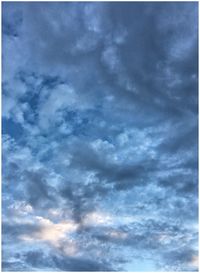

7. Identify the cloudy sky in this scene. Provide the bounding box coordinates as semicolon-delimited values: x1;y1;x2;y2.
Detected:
2;2;198;272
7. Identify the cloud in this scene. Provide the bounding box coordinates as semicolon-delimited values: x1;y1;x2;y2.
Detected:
19;216;78;250
2;2;198;272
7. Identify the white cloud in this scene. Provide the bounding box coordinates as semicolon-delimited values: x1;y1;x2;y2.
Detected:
38;84;76;131
20;216;78;250
102;45;121;73
38;83;91;131
83;211;113;226
108;230;127;239
83;3;105;34
188;255;199;269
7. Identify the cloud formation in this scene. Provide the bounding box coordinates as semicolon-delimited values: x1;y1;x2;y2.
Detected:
2;2;198;271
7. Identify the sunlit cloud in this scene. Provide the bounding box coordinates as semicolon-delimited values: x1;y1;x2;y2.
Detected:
20;216;78;249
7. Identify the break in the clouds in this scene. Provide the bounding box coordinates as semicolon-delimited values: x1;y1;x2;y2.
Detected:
2;2;198;272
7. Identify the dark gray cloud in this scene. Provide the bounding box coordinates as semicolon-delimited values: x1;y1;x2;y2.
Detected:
23;169;57;208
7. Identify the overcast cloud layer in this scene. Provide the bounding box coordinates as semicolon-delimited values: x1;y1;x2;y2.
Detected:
2;2;198;272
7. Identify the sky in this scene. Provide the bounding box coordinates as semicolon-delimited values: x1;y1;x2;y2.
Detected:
2;2;199;272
